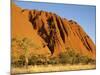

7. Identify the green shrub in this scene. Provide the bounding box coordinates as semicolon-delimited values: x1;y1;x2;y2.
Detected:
28;55;48;65
59;49;78;64
59;48;96;65
88;59;96;64
78;56;96;64
47;57;59;65
12;55;25;67
28;55;38;65
12;47;96;67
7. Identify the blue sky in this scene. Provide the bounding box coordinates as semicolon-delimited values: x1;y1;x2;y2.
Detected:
13;1;96;43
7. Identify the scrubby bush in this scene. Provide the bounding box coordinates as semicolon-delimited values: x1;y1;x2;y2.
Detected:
88;59;96;64
28;55;48;65
47;57;60;65
12;45;96;67
28;55;38;65
27;48;95;66
59;49;78;64
29;55;60;66
59;48;96;65
78;55;96;64
12;55;25;67
36;55;47;65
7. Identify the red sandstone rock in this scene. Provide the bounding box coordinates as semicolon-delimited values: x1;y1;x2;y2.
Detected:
12;4;96;59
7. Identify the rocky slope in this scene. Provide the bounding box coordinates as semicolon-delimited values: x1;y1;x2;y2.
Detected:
12;4;96;59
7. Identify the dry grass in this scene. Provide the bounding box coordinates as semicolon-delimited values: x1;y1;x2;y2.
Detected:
11;64;96;74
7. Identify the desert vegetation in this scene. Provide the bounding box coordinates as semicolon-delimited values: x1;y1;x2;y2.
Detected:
11;37;41;68
12;3;96;74
11;37;95;68
11;37;96;74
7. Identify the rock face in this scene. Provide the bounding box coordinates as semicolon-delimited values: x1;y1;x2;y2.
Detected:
12;4;96;59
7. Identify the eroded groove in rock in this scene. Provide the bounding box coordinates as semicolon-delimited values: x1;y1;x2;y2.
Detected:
12;3;96;58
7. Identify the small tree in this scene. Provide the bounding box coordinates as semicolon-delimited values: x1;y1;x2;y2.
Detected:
12;37;39;68
16;38;31;68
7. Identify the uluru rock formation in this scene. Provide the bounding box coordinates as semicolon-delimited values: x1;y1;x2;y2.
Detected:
12;3;96;59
